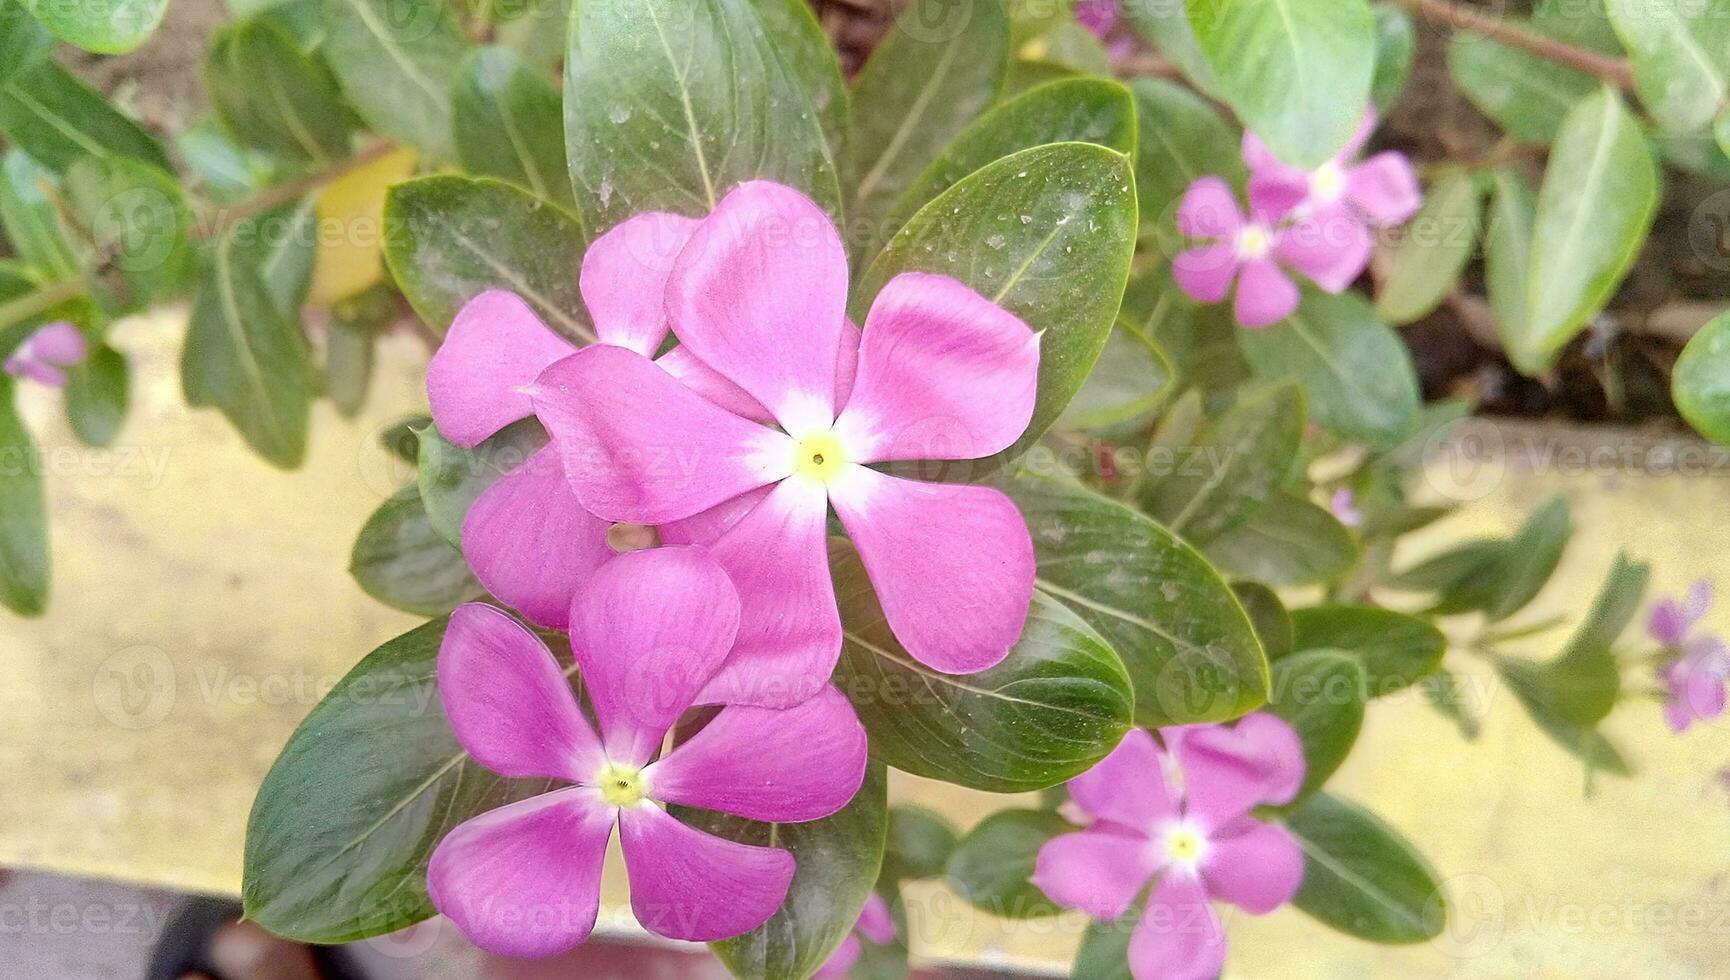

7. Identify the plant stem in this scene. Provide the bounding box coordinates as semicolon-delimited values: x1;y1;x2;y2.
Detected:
0;277;90;333
1398;0;1636;90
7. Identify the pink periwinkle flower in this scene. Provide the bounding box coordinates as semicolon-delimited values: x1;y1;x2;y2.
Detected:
427;547;868;958
1075;0;1118;36
1330;488;1363;528
1032;716;1307;980
1648;581;1730;733
3;321;86;388
814;892;897;978
1243;110;1423;237
530;181;1039;706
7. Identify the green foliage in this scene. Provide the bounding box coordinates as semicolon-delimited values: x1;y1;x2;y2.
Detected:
1285;792;1447;943
452;47;571;206
21;0;167;54
1289;605;1446;696
322;0;471;160
1673;311;1730;445
879;805;958;884
206;20;356;166
0;60;171;173
1268;651;1366;804
1141;382;1306;545
349;486;481;616
945;809;1068;919
1373;170;1485;326
415;418;545;548
0;376;47;616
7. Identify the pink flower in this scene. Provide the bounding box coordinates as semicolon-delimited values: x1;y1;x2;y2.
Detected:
3;321;86;388
1648;581;1730;732
1032;717;1307;980
1243;111;1422;233
531;181;1039;707
1075;0;1119;37
1330;488;1362;528
427;548;869;959
813;892;897;977
1650;580;1711;647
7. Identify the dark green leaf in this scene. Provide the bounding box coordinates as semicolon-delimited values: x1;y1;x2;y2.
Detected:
0;59;170;173
1290;605;1445;696
1421;669;1481;740
1071;890;1143;980
1673;310;1730;445
381;414;430;462
880;804;958;884
63;155;194;308
1483;496;1571;621
0;378;47;616
999;58;1077;100
1005;470;1269;727
64;343;128;447
22;0;166;53
1232;581;1292;661
1370;4;1415;111
1269;651;1365;803
1529;552;1647;727
348;486;482;616
205;20;355;165
1058;325;1173;431
322;0;471;160
945;809;1068;919
1448;25;1596;144
1205;491;1358;588
416;418;545;548
1128;77;1242;251
1141;382;1305;545
1373;170;1485;326
325;286;394;417
452;46;571;206
234;200;318;320
1286;792;1446;943
1495;657;1631;777
0;150;82;280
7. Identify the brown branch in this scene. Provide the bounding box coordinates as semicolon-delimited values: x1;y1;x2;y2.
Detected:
195;141;399;242
1400;0;1636;90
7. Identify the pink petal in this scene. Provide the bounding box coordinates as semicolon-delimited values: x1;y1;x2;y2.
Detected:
28;321;86;365
814;933;861;977
1273;205;1372;293
656;344;773;421
618;803;795;942
460;447;614;629
647;685;867;822
1345;152;1422;227
8;357;66;387
1200;818;1304;914
666;180;849;435
657;484;773;547
438;603;603;780
1650;599;1690;647
1246;172;1310;225
427;786;614;959
532;344;794;524
1339;108;1379;162
1681;580;1713;634
580;212;699;355
1031;828;1155;921
428;290;576;448
1232;259;1299;328
856;892;896;945
1130;873;1226;980
1068;728;1181;828
1175;176;1243;240
695;478;842;708
1169;714;1306;832
1171;244;1239;304
829;467;1034;674
831;273;1039;464
567;547;742;766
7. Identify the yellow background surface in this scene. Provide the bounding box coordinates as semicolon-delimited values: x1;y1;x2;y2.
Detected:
2;311;1728;976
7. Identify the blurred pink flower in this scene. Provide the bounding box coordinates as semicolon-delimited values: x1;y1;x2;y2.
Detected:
1648;581;1730;732
814;892;897;977
1075;0;1118;36
1330;488;1363;528
427;549;868;958
1033;716;1307;980
3;321;85;388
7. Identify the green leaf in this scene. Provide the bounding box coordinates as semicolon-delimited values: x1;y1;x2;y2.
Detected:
1676;311;1730;445
1495;657;1631;777
1447;25;1596;144
1373;170;1485;326
855;142;1138;466
1205;491;1358;588
1000;58;1078;100
691;766;887;980
563;0;843;232
1535;0;1623;55
494;0;568;72
179;118;272;203
1290;605;1445;696
324;285;394;417
243;616;551;942
416;418;546;548
1141;382;1306;545
1483;496;1571;621
1285;792;1446;943
452;47;571;206
1484;168;1536;342
944;809;1067;919
1005;470;1269;727
1232;581;1292;660
234;200;318;320
0;0;54;83
878;77;1137;259
1269;651;1365;803
1128;77;1242;250
322;0;471;160
848;0;1009;244
180;229;312;469
1514;88;1656;373
1123;0;1223;98
833;545;1134;792
63;155;194;308
1244;289;1420;449
1388;538;1508;614
0;150;83;280
383;175;591;340
1072;891;1143;980
1058;325;1173;432
0;379;47;616
880;805;958;884
1369;4;1416;112
22;0;166;53
64;343;129;447
1185;0;1376;168
349;486;482;616
1511;552;1647;728
1605;0;1730;134
1422;669;1481;740
0;59;171;173
206;20;355;165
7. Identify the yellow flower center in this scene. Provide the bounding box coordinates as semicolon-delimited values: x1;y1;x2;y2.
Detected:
596;762;647;807
792;432;848;483
1235;224;1272;260
1310;161;1346;202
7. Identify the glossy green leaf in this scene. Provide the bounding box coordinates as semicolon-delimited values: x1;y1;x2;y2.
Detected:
416;418;546;548
1484;496;1571;621
1447;25;1596;144
1373;170;1485;325
0;378;47;616
0;0;54;83
206;20;355;165
564;0;843;232
63;155;194;308
1204;491;1358;588
243;616;549;942
1269;651;1365;803
833;545;1133;792
849;0;1008;244
878;77;1137;258
1286;792;1446;943
1290;605;1445;696
1129;77;1241;249
1369;4;1415;112
1605;0;1729;134
945;809;1067;919
349;486;482;616
1515;88;1656;373
22;0;165;53
1058;326;1173;432
856;142;1137;466
453;46;571;206
1484;168;1536;342
322;0;471;160
1005;470;1269;726
0;59;171;173
383;175;591;340
1675;311;1730;444
1185;0;1376;168
1141;382;1305;545
1232;581;1292;661
692;766;887;980
1243;290;1420;450
64;343;129;447
1000;58;1078;100
880;805;958;884
0;150;82;280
